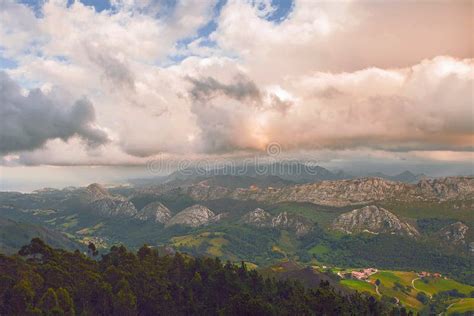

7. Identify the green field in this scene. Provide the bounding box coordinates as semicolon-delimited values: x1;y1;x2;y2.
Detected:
207;236;228;256
75;222;104;235
447;298;474;315
59;215;79;229
242;261;258;270
414;277;474;296
171;232;230;258
308;244;330;255
340;270;474;313
368;271;422;310
380;200;474;223
277;230;298;256
340;279;378;297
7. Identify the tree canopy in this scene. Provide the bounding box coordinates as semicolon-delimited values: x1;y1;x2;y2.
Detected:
0;238;404;315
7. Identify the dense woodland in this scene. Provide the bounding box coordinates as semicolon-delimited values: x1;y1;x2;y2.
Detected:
0;239;414;316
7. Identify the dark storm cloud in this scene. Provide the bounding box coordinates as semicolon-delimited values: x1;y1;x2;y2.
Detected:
188;75;261;102
0;71;109;154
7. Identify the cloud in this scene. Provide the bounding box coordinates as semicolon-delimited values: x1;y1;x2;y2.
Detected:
187;74;265;153
184;56;474;155
0;0;472;169
0;1;41;57
210;0;473;79
188;75;261;102
85;43;135;90
0;71;108;155
261;57;474;152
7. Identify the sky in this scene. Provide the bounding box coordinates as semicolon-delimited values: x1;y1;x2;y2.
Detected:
0;0;473;190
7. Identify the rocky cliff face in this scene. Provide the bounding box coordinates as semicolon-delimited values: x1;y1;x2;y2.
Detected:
90;196;138;218
438;222;469;245
182;177;474;207
271;212;313;237
332;205;419;237
242;208;313;237
83;183;139;218
242;208;273;227
166;205;220;228
85;183;111;201
136;201;172;224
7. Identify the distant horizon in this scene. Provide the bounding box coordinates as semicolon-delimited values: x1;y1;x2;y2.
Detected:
2;160;473;193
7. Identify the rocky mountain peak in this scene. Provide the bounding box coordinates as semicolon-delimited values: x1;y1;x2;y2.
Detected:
136;201;172;224
271;211;313;237
242;208;313;236
86;183;110;201
165;205;218;228
242;208;273;227
332;205;419;237
85;184;138;218
90;197;138;218
438;222;469;245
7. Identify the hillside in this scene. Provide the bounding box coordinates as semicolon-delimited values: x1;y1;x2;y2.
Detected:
0;239;394;316
338;269;474;314
256;263;474;314
0;216;78;254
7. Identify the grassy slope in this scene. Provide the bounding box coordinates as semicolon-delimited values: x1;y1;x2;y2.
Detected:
0;216;79;254
379;200;473;223
368;271;423;311
170;232;229;257
341;270;474;312
447;298;474;315
340;279;378;297
414;277;474;296
268;202;347;226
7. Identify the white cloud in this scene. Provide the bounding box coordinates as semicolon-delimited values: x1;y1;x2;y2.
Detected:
210;0;472;80
0;0;472;169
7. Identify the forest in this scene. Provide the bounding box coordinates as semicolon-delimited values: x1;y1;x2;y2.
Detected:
0;239;412;316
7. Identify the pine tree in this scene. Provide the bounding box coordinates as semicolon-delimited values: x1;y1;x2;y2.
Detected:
57;287;75;316
8;279;35;314
87;242;98;257
114;279;137;316
39;288;61;315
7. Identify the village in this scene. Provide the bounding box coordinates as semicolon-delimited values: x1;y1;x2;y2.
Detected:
335;268;378;280
336;268;444;281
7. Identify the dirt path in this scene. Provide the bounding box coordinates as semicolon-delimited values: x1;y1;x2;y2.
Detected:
411;277;420;290
411;277;433;299
444;299;464;315
372;283;399;304
374;283;381;297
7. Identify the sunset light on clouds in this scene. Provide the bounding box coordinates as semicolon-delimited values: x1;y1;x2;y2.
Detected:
0;0;473;188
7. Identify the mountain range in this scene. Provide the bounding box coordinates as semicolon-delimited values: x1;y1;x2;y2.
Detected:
129;163;427;187
0;172;473;287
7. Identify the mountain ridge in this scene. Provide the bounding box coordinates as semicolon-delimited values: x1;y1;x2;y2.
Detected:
180;176;474;207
